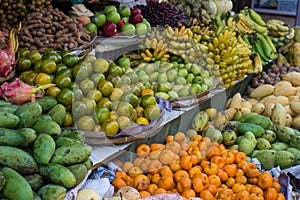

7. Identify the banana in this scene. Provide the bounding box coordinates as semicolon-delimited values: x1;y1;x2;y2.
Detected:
254;39;269;62
145;49;153;58
248;8;266;27
153;48;160;57
166;26;174;35
235;20;254;34
286;27;295;39
179;25;186;34
266;23;279;32
267;19;285;26
252;53;263;73
265;35;277;54
212;37;219;48
208;42;215;51
227;16;234;27
276;24;290;32
144;38;152;49
237;13;255;30
245;12;268;34
256;33;272;58
141;52;152;62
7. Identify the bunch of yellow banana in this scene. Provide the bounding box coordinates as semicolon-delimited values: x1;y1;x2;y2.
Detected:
140;47;170;62
207;28;254;88
240;8;269;36
230;13;255;35
266;19;292;38
248;52;263;74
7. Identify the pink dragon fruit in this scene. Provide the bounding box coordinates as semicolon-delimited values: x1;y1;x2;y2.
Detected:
0;29;18;77
0;78;55;105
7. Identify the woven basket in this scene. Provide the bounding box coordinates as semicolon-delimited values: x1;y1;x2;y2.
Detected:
0;69;16;84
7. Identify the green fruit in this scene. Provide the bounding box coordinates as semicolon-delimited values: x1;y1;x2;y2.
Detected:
222;130;237;146
92;13;106;27
85;22;98;33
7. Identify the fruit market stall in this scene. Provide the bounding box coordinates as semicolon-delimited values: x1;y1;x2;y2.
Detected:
1;0;300;199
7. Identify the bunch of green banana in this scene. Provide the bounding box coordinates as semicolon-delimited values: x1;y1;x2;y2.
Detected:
240;7;269;36
207;28;254;88
229;13;255;35
243;32;277;63
213;12;228;35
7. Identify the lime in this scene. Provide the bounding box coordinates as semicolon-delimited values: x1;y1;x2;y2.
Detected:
41;60;57;75
93;58;109;73
117;101;134;117
140;94;157;108
63;111;74;127
80;78;95;92
87;89;102;102
27;50;42;64
63;54;79;68
101;119;119;136
144;104;161;121
95;106;110;124
46;86;61;98
76;116;95;131
97;97;111;109
17;57;32;72
117;115;132;130
97;80;113;97
85;22;98;33
72;101;88;118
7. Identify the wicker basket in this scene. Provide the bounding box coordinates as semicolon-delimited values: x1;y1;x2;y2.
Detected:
0;69;16;84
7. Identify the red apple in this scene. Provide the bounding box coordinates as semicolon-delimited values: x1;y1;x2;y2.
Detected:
117;18;125;30
131;7;141;15
77;15;91;26
103;22;117;37
129;13;143;25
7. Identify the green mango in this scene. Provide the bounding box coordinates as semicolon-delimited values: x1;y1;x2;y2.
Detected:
249;149;259;158
261;130;277;143
227;144;239;151
40;163;76;189
277;126;295;143
0;112;20;128
32;120;61;139
221;121;240;132
55;137;81;148
24;174;44;192
238;131;257;155
286;147;300;165
14;102;42;128
192;111;209;132
36;96;58;112
204;127;223;143
51;143;92;166
82;158;93;171
254;150;276;170
60;130;84;141
1;167;33;200
67;164;88;185
271;141;289;151
289;136;300;150
275;150;295;169
47;104;66;126
236;136;244;144
0;128;27;147
37;184;66;200
0;104;19;114
294;129;300;136
0;172;5;191
0;146;38;175
256;138;271;150
17;128;37;148
237;123;265;138
222;130;237;146
33;134;56;165
33;191;41;200
36;114;52;122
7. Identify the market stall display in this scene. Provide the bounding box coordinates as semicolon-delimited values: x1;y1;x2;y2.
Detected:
1;0;300;199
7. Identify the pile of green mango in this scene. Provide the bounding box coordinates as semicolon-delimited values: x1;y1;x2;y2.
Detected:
219;113;300;170
0;97;93;200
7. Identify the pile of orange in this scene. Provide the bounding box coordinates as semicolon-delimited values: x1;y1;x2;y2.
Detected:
112;131;286;200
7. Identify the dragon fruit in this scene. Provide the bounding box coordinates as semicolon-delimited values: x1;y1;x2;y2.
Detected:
0;29;18;77
0;78;55;105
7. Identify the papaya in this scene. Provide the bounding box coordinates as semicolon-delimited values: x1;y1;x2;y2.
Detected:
33;134;55;165
286;147;300;165
51;143;92;165
256;138;271;150
47;104;66;126
0;146;38;174
67;164;88;185
254;150;276;170
277;126;295;143
0;128;26;147
14;102;42;128
1;167;33;200
237;123;265;138
0;112;20;128
237;113;273;130
275;150;295;169
271;141;289;151
17;128;37;148
37;184;66;200
40;163;76;188
36;96;58;112
55;137;81;148
238;131;257;155
32;120;61;139
24;174;44;191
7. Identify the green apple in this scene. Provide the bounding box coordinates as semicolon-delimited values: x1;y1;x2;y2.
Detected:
85;22;98;33
122;17;129;23
92;13;106;27
121;23;135;36
117;57;131;67
106;11;121;24
118;5;131;17
135;23;148;36
142;19;151;32
104;5;117;15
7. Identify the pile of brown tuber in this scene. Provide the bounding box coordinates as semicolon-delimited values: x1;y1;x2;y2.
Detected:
245;61;300;96
18;8;92;52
